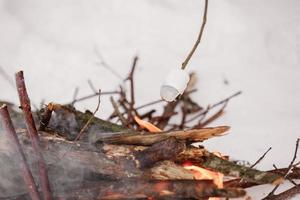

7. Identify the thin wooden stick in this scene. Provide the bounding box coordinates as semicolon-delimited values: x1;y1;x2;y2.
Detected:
263;184;300;200
15;71;52;200
110;96;127;126
70;90;118;105
181;0;208;70
186;91;242;123
74;90;101;141
126;56;139;123
94;47;124;80
251;147;272;168
0;104;41;200
263;138;300;199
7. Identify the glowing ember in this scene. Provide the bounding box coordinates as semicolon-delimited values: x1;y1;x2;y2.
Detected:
134;116;162;133
183;161;224;200
134;117;224;200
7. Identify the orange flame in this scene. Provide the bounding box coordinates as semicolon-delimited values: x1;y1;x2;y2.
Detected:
134;116;162;133
134;117;224;200
183;161;224;200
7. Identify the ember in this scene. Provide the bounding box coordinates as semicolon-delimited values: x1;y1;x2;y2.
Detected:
183;161;224;200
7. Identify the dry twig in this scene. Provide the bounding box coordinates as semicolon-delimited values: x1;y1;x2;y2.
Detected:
110;96;127;126
15;71;52;200
74;90;102;141
0;104;40;200
251;147;272;168
263;138;300;199
181;0;208;70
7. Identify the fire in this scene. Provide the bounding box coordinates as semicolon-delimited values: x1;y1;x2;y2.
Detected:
183;161;224;200
134;117;224;200
134;116;162;133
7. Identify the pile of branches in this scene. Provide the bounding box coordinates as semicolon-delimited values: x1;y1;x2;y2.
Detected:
0;0;299;199
0;69;299;200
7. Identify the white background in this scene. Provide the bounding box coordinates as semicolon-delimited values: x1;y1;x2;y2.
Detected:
0;0;299;199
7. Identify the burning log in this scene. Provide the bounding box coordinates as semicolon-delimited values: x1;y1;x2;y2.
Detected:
201;154;283;185
0;130;200;181
0;131;247;199
0;71;290;199
224;167;300;188
56;179;246;199
101;144;207;164
134;137;185;168
0;129;281;182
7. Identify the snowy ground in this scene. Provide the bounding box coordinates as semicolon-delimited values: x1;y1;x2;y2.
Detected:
0;0;299;199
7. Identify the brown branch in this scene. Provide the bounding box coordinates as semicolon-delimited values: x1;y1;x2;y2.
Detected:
134;137;186;168
251;147;272;168
70;90;118;105
224;167;300;189
94;47;124;80
186;91;242;124
87;79;97;93
57;179;246;199
0;104;41;200
126;56;139;123
263;184;300;200
193;102;227;129
92;126;229;145
15;71;52;200
71;87;79;104
263;138;300;199
135;99;164;110
181;0;208;70
156;101;178;129
110;96;128;126
202;154;283;185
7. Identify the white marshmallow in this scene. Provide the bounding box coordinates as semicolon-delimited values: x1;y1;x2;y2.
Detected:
160;69;190;102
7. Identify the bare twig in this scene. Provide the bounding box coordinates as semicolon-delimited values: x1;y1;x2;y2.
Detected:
181;0;208;70
263;138;300;199
87;79;97;93
71;87;79;104
264;184;300;200
110;96;127;126
135;99;164;110
94;47;123;80
15;71;52;200
186;91;242;123
126;56;139;121
251;147;272;168
70;90;118;105
193;101;227;128
0;104;41;200
74;90;101;141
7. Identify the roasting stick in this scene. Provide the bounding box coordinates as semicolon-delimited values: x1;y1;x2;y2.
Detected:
15;71;53;200
0;105;41;200
160;0;208;102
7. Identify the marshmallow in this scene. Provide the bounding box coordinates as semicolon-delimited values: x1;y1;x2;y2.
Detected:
160;69;190;102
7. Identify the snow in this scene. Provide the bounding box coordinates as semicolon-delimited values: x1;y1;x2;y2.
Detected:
0;0;299;198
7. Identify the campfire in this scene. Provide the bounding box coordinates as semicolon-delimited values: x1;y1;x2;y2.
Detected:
1;68;299;200
0;1;299;200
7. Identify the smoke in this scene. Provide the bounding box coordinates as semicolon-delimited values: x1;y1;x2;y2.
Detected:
0;105;92;199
